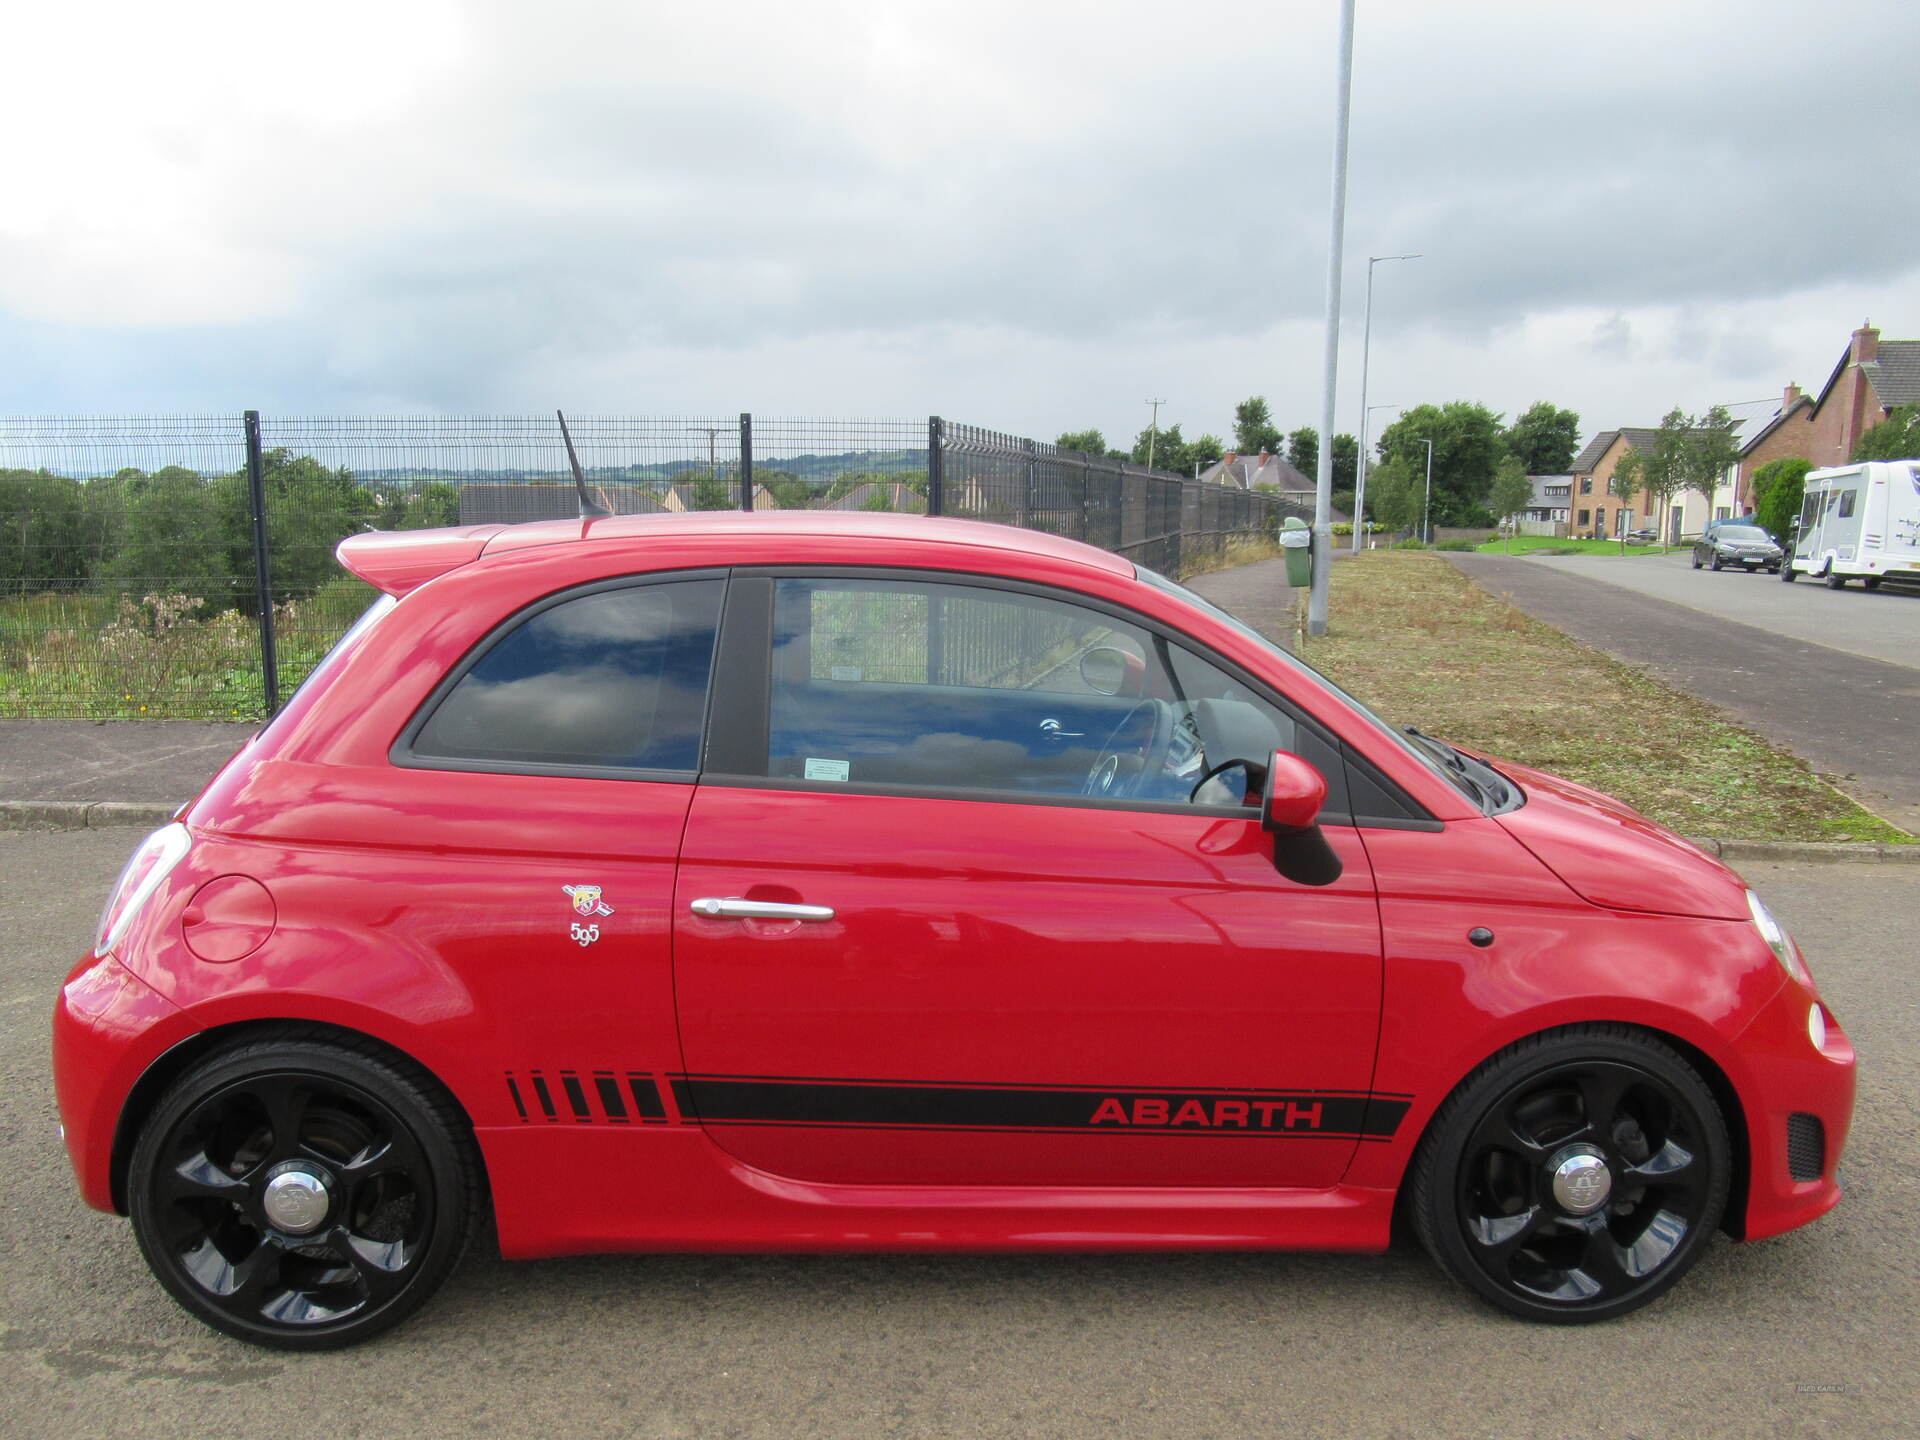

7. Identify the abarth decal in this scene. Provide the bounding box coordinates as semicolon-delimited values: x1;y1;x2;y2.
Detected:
669;1075;1411;1140
562;884;615;918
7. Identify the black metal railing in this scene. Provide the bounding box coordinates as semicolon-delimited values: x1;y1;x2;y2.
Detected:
0;413;1302;720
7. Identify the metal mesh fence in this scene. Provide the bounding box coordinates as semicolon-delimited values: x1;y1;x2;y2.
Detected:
0;413;1302;720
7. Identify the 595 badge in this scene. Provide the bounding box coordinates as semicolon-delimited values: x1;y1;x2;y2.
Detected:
562;884;615;946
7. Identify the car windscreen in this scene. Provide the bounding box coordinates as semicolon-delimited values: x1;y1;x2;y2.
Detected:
1714;526;1770;543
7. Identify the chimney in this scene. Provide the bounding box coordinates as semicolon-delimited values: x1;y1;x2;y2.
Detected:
1853;323;1880;364
1782;381;1802;410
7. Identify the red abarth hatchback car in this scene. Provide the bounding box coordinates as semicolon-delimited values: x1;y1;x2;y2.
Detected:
55;511;1853;1348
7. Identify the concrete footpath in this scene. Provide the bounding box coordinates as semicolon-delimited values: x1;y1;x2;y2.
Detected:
1445;552;1920;836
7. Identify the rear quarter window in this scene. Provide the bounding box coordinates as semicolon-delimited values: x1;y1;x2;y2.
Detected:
407;578;724;773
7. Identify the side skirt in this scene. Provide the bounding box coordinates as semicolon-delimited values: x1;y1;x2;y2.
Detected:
477;1125;1397;1259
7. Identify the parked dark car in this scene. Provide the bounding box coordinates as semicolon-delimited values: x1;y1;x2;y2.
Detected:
1692;524;1783;573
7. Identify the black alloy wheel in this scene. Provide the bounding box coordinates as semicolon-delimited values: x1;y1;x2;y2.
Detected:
1709;555;1722;570
1410;1026;1729;1324
1691;554;1702;569
129;1038;476;1349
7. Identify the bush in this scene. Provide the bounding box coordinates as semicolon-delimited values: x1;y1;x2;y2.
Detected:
1435;539;1476;551
1392;538;1430;550
1331;523;1353;536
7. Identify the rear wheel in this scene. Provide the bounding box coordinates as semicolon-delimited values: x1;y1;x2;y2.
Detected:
1409;1026;1729;1324
1690;554;1702;569
1780;563;1796;582
128;1038;477;1350
1863;577;1883;591
1825;571;1847;590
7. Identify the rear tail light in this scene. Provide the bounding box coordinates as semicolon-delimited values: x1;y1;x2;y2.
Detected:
96;823;191;956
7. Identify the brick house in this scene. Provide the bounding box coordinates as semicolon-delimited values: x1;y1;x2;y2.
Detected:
1733;324;1920;504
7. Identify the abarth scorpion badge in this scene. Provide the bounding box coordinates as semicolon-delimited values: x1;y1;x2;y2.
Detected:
563;884;615;946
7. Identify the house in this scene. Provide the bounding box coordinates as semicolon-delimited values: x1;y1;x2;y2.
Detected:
1565;421;1746;543
821;481;927;513
1521;474;1572;532
1197;450;1314;492
455;481;666;526
1733;324;1920;503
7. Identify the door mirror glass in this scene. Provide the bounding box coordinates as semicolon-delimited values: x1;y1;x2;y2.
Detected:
1079;645;1143;697
1261;750;1327;832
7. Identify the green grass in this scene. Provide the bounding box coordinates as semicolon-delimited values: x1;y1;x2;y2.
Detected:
1475;535;1668;557
1300;552;1913;845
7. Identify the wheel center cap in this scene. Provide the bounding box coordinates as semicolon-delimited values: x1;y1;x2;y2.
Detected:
1548;1147;1612;1215
261;1164;332;1235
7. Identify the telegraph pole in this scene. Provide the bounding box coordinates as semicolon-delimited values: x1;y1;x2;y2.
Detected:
1144;397;1167;472
1353;253;1420;547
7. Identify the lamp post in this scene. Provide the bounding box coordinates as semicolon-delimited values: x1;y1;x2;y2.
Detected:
1306;0;1357;638
1352;253;1420;552
1358;402;1400;548
1421;437;1434;544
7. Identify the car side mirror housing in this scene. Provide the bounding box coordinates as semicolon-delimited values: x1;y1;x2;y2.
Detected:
1259;750;1342;887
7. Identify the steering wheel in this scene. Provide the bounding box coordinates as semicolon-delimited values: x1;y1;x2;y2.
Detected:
1082;700;1176;799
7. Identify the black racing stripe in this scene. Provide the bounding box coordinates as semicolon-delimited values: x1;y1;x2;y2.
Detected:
505;1076;529;1122
594;1074;629;1121
698;1119;1374;1139
670;1076;697;1118
629;1073;668;1122
676;1077;1399;1137
561;1074;592;1121
531;1075;558;1121
678;1071;1381;1098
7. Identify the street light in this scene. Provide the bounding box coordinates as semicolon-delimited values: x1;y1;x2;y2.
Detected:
1358;402;1401;548
1420;437;1434;544
1352;253;1421;548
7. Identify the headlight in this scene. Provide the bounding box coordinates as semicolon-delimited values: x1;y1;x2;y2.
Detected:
1746;889;1808;984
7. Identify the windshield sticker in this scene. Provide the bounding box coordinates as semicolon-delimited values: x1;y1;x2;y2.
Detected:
804;757;852;782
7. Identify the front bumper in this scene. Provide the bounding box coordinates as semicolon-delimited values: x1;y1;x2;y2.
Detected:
52;951;195;1214
1729;979;1855;1242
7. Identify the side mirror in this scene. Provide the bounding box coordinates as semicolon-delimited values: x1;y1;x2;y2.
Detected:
1080;645;1146;697
1259;750;1342;887
1261;751;1326;832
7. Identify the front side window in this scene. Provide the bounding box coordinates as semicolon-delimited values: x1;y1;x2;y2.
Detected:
410;578;723;772
767;577;1310;806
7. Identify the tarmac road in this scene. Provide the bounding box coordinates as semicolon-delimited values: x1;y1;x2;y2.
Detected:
1512;548;1920;671
1447;551;1920;835
3;827;1914;1440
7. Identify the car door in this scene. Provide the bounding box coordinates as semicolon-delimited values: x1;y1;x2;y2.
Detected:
672;571;1389;1190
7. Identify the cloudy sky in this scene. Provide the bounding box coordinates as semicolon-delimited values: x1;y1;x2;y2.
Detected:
5;0;1917;455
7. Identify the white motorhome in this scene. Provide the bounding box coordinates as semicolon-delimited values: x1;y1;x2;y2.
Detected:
1782;460;1920;589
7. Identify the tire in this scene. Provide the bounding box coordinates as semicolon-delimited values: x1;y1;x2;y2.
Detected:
1690;555;1701;569
1825;571;1847;590
1780;564;1796;583
128;1036;477;1350
1709;556;1722;571
1863;577;1883;591
1408;1025;1729;1325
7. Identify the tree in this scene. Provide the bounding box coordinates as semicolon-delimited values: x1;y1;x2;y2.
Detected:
1375;401;1505;527
1232;397;1282;455
1330;433;1358;492
1753;456;1813;544
1633;408;1691;543
1056;429;1107;455
1189;433;1226;472
688;471;734;510
1503;401;1582;474
1487;456;1534;554
1610;449;1646;551
1131;422;1189;475
1286;427;1318;477
1681;404;1741;521
1364;454;1422;535
0;469;87;586
1853;403;1920;461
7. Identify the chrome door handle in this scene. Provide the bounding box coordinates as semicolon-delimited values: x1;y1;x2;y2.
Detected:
689;897;836;922
1039;718;1084;738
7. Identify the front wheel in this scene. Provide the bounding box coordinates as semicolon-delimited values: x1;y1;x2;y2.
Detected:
1408;1026;1729;1324
1780;564;1797;583
1709;555;1722;571
128;1037;477;1349
1863;577;1883;591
